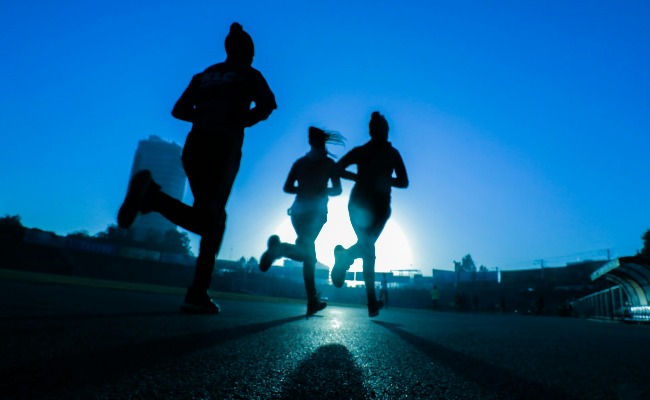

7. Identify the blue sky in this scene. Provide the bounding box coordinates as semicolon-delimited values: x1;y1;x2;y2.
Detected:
1;1;649;273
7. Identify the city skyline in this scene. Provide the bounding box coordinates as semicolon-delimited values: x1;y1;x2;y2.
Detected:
1;1;649;273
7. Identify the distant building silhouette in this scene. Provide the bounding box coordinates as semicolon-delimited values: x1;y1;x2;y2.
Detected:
127;135;186;240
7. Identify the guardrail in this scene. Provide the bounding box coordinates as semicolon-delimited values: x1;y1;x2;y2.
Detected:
570;286;626;320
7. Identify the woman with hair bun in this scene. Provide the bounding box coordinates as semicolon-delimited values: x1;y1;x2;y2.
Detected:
260;127;345;315
331;111;409;317
117;23;277;314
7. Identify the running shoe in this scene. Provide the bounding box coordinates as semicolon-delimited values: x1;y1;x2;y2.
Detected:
306;300;327;316
259;235;282;272
330;245;351;288
117;169;159;229
368;299;384;318
180;287;220;314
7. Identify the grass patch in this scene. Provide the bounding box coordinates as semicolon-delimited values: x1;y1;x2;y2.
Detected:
0;268;304;304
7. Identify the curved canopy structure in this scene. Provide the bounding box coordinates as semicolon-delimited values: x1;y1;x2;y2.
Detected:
591;256;650;320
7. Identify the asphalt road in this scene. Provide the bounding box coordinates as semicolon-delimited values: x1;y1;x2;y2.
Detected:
1;278;649;400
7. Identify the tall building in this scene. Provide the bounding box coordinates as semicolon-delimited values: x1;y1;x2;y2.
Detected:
127;135;186;240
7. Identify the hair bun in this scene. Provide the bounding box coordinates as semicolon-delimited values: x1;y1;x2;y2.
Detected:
225;22;254;61
369;111;389;139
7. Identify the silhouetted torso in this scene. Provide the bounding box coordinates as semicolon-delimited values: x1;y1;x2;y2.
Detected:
285;150;337;215
341;140;406;208
172;59;276;144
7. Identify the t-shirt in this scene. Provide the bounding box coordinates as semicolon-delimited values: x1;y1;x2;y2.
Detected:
285;150;338;215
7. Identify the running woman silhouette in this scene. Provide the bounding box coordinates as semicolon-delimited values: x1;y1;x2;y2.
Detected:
259;127;344;315
330;111;409;317
117;23;277;314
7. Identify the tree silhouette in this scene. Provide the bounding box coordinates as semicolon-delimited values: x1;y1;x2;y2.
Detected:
67;230;91;238
92;224;191;255
93;224;132;246
460;254;477;272
641;229;650;259
245;257;259;272
161;229;192;256
0;214;25;242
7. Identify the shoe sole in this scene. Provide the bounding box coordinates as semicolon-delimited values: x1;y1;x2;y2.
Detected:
331;265;346;288
259;252;273;272
306;303;327;316
368;301;384;318
117;170;153;229
259;236;282;272
331;246;349;288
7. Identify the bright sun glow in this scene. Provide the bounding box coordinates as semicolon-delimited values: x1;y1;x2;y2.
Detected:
274;195;413;273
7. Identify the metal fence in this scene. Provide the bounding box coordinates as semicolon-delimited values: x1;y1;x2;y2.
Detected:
570;286;627;320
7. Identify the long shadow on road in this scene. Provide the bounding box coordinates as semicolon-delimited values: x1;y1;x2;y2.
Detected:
280;344;368;400
2;315;305;398
373;321;576;400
